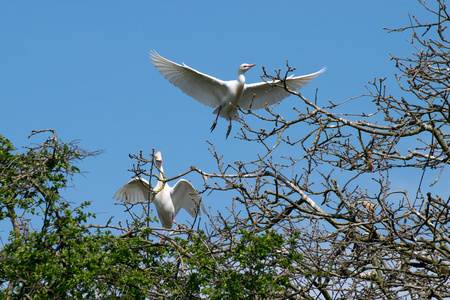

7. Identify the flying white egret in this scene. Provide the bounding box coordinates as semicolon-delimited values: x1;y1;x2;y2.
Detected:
150;50;325;138
113;151;206;236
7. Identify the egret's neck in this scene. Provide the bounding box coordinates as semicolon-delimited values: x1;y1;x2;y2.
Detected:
157;165;164;180
155;162;165;188
238;72;246;85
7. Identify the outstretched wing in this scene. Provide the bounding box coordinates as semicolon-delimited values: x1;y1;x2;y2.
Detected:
170;179;206;218
113;178;153;204
150;50;228;108
239;67;326;110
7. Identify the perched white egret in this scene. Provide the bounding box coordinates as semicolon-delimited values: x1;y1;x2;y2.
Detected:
150;50;325;138
114;152;206;235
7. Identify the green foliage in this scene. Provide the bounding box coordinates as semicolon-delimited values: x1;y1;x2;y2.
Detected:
0;131;308;298
0;131;165;298
177;229;303;299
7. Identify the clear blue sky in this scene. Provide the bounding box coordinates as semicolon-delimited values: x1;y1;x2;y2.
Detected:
0;1;436;232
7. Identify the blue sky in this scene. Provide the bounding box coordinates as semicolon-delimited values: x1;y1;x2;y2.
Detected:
0;1;438;233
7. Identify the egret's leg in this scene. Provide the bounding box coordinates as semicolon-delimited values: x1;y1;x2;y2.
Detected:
159;229;166;243
160;217;179;243
211;106;222;132
226;119;232;139
210;121;217;132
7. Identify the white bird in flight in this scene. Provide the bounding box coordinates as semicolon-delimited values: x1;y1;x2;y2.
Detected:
150;50;325;138
113;151;206;236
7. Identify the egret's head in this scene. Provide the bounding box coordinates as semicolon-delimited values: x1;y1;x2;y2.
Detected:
154;151;162;163
238;63;256;74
